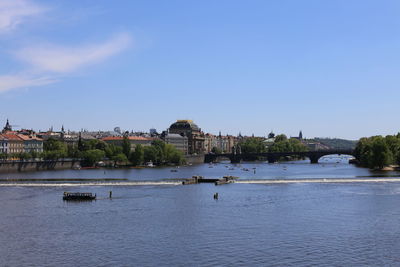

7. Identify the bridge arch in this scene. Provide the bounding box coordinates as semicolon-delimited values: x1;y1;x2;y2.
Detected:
205;149;356;164
310;153;355;164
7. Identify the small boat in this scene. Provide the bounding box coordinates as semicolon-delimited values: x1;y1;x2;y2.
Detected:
170;169;178;172
63;192;96;201
146;161;154;167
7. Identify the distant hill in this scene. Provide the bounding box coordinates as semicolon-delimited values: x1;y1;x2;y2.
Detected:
308;138;357;150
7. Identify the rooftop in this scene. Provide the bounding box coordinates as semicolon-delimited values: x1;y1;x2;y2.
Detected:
102;136;155;141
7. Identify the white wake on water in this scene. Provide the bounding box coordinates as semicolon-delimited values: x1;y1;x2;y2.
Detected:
0;181;182;187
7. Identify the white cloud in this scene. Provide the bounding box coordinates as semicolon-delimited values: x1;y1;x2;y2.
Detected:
15;32;132;73
0;0;45;33
0;74;56;93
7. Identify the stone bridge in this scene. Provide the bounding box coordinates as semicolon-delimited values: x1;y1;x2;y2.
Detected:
204;149;356;164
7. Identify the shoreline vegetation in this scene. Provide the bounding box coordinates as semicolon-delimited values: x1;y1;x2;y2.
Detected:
354;133;400;170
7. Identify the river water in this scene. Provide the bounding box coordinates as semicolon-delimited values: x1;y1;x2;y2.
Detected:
1;155;400;266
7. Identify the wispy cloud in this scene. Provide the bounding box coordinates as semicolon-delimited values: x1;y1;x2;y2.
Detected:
0;0;45;33
15;32;132;73
0;74;56;93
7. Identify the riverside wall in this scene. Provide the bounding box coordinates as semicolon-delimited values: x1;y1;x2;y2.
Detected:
0;160;81;173
184;154;205;165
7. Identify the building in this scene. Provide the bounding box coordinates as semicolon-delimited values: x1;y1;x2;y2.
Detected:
0;134;8;154
1;133;24;154
163;133;188;155
2;119;12;133
149;128;158;136
204;133;217;153
215;132;237;153
17;134;44;154
101;136;156;151
168;120;205;154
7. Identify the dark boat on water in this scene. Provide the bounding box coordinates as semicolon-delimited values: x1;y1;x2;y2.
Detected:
63;192;96;201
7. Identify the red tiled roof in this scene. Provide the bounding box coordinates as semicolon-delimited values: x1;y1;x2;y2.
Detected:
16;134;43;141
101;136;155;141
2;133;23;141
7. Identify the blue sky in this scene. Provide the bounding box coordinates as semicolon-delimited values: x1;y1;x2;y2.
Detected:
1;0;400;140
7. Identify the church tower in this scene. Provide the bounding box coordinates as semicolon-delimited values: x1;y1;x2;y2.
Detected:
3;119;12;132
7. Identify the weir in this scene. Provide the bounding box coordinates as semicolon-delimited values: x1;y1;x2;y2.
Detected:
2;177;400;187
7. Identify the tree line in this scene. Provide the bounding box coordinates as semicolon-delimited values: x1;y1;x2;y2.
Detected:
236;135;308;160
354;134;400;169
238;135;308;153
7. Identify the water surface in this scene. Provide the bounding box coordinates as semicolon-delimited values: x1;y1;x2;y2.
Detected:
1;156;400;266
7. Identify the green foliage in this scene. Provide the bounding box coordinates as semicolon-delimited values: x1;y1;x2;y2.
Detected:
79;139;107;151
354;134;400;169
105;144;123;159
268;136;308;153
369;137;392;169
129;144;144;166
42;150;68;160
122;136;131;158
143;146;159;163
82;149;105;166
67;145;81;158
140;140;185;166
17;152;31;160
44;138;67;152
274;134;288;143
211;147;222;154
239;137;267;154
43;138;68;159
112;153;128;165
29;150;39;159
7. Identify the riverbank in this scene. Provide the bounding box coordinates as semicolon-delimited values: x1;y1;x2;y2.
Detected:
381;165;400;171
0;159;81;173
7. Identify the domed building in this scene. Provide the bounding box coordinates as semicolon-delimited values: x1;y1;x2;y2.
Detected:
168;120;205;154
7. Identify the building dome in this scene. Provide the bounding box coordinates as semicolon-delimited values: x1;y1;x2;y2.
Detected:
169;120;200;132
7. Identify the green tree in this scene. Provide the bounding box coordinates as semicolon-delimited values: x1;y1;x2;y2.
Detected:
151;140;166;164
275;134;288;142
29;150;38;159
112;153;128;165
369;136;392;169
239;137;266;154
44;138;67;152
355;136;396;169
211;147;222;154
143;146;158;163
129;144;144;166
82;149;105;166
17;152;30;160
169;150;185;165
122;135;131;158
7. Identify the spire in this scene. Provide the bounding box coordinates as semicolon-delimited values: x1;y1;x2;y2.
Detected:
299;130;303;139
61;125;65;132
3;119;12;132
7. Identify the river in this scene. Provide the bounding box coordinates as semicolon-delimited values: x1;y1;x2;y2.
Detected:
1;155;400;266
